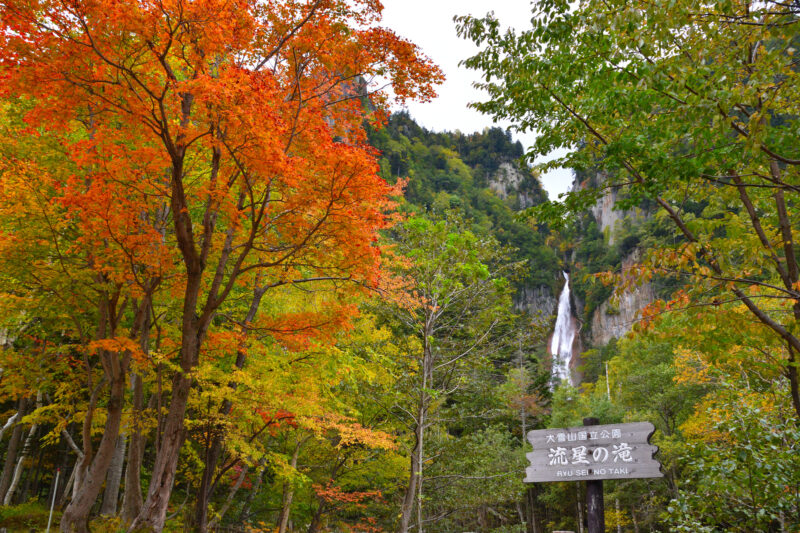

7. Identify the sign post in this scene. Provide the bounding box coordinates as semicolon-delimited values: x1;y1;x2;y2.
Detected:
583;418;603;533
524;420;662;533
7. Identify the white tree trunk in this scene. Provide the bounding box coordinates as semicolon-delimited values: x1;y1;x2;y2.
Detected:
3;392;41;505
100;434;127;515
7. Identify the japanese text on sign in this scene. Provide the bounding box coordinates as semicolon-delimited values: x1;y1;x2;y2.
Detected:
524;422;663;483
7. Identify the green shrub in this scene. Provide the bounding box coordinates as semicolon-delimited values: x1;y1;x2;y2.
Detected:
0;501;56;532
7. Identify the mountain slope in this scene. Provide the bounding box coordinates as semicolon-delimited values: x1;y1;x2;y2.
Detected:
369;112;561;308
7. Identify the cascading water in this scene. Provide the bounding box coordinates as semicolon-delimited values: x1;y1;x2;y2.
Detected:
550;272;576;386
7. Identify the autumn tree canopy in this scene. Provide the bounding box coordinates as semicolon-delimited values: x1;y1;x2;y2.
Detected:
0;0;441;531
10;1;800;532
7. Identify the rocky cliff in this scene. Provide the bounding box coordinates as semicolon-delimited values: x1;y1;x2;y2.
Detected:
575;171;646;246
487;163;561;323
572;171;654;347
489;161;541;210
515;284;558;327
590;250;655;345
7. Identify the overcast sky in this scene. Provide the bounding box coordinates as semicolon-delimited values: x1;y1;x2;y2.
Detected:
379;0;573;200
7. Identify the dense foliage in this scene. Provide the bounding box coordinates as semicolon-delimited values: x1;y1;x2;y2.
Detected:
460;0;800;530
2;0;799;532
368;112;560;290
0;3;554;528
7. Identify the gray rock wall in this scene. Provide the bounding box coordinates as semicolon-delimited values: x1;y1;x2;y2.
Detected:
575;171;645;245
590;182;625;245
489;161;539;209
590;250;654;345
514;285;558;328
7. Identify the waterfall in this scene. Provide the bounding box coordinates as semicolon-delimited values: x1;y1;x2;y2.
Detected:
550;272;576;386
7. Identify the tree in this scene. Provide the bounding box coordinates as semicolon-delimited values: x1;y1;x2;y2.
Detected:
377;214;518;533
0;1;441;530
457;0;800;418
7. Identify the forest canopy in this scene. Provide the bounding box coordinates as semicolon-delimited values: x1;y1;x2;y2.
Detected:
1;0;799;532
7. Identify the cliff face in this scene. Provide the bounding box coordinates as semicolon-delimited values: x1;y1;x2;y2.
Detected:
576;171;645;246
515;285;558;327
590;250;654;345
573;171;654;347
487;162;561;323
481;156;558;322
590;181;625;245
489;161;540;210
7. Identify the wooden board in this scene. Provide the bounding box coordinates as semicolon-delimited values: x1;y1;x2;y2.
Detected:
523;422;663;483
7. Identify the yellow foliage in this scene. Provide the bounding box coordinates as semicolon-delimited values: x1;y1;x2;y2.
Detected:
681;388;781;444
605;506;631;531
673;348;713;386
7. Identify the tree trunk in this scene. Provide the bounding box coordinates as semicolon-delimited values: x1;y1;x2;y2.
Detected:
399;397;425;533
100;434;127;516
786;345;800;420
277;440;305;533
207;465;249;530
123;302;151;524
524;486;541;533
238;466;267;525
21;444;44;502
0;397;27;502
128;370;193;531
58;456;81;508
576;482;585;533
306;498;327;533
60;373;126;533
4;392;41;505
193;432;224;533
130;260;207;531
400;330;432;533
54;444;73;508
3;424;37;505
277;481;294;533
194;286;265;532
0;412;19;443
122;373;146;523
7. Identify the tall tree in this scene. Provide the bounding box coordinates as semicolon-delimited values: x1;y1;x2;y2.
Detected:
0;1;441;531
379;214;517;533
458;0;800;417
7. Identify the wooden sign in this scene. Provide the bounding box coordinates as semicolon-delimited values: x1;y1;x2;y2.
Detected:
524;422;663;483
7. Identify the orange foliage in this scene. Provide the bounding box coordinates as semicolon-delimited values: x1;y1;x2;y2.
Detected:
0;0;442;523
0;0;442;313
310;484;386;532
313;482;384;508
303;412;397;450
255;409;297;429
0;0;443;373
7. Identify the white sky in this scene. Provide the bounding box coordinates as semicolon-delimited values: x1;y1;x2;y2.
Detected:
379;0;573;200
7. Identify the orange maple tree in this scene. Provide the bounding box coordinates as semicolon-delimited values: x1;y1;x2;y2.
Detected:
0;1;441;531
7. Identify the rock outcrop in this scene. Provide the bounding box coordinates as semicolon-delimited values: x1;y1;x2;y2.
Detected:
590;180;625;245
489;159;558;326
489;161;541;209
515;284;558;328
575;171;645;245
590;249;654;345
570;168;655;346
